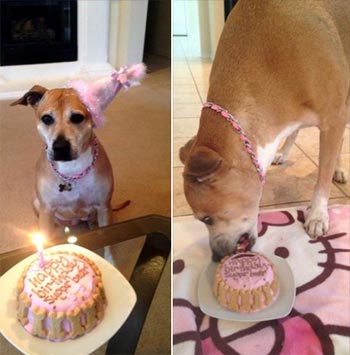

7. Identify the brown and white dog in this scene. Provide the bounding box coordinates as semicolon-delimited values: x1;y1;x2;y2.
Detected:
180;1;349;261
11;85;114;238
10;65;145;245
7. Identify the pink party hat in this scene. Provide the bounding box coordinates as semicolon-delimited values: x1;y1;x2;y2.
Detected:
68;63;146;127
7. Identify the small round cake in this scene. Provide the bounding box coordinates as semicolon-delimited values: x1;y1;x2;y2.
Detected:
213;252;279;312
16;251;107;341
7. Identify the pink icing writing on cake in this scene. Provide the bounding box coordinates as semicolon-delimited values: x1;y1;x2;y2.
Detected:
220;253;274;289
24;254;96;312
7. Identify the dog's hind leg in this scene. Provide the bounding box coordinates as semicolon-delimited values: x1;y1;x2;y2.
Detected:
272;130;299;165
333;136;348;183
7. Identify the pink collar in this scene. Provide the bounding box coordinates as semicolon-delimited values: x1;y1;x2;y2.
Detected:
203;102;266;185
48;136;99;189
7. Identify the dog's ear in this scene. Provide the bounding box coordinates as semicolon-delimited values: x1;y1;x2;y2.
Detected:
179;136;196;164
184;146;228;183
10;85;48;108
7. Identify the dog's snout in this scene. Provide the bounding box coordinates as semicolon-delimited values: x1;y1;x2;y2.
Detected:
212;251;222;262
211;238;231;262
52;136;72;161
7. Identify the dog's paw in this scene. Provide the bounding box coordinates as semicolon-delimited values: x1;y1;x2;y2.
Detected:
304;207;329;239
272;153;286;165
333;168;348;184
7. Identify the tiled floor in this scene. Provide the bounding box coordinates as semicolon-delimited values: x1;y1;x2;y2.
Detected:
173;37;350;218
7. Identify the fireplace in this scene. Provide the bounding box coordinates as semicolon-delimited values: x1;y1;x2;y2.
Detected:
0;0;77;66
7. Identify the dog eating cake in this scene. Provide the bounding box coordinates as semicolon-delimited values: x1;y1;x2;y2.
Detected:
213;252;279;312
16;251;107;341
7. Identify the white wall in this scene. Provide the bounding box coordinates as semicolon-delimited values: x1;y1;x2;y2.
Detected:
173;0;187;36
109;0;148;68
174;0;224;60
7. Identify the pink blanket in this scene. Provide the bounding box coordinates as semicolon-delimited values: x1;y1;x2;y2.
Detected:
173;206;350;354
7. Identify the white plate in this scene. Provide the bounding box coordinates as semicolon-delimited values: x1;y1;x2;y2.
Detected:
0;244;136;355
198;254;295;322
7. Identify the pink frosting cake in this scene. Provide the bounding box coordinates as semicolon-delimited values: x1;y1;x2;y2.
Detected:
16;251;107;341
213;252;279;312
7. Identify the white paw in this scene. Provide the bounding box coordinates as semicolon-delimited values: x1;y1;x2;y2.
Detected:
333;168;348;184
304;207;329;239
272;153;286;165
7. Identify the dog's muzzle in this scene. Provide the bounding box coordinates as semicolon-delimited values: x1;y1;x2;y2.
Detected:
52;136;72;161
211;233;255;262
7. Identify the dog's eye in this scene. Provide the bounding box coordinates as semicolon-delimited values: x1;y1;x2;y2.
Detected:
70;113;85;124
41;115;54;126
201;216;214;225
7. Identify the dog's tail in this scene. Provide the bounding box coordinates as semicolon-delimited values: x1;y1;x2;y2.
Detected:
112;200;131;212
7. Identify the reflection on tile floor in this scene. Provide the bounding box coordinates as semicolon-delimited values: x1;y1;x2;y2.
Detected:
173;37;350;218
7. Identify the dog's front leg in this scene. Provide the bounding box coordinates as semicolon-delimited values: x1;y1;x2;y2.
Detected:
305;121;347;238
97;204;113;227
96;204;115;264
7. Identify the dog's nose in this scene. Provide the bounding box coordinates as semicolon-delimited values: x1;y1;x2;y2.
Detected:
52;136;72;161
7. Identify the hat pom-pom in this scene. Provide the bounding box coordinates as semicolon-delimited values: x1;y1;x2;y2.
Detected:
126;63;146;83
68;63;146;128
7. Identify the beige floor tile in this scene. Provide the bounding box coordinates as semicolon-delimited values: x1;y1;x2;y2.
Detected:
191;76;210;86
196;84;209;102
173;71;192;79
173;137;193;167
191;72;211;82
188;60;212;69
173;92;202;105
328;196;350;205
261;157;345;206
173;167;192;217
173;85;198;95
274;142;307;161
296;126;350;158
173;102;202;118
260;196;350;211
173;77;195;85
173;118;200;138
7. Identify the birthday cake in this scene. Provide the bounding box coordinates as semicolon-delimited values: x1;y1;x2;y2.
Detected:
213;252;279;312
16;251;107;341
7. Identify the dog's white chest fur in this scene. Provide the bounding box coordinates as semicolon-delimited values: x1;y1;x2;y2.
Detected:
40;148;103;221
257;124;300;171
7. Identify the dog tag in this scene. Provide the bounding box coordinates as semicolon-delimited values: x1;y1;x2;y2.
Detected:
59;183;72;192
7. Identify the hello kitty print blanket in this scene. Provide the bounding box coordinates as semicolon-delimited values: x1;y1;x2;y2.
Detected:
173;205;350;354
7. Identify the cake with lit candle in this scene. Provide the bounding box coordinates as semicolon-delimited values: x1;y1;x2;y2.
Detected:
213;252;279;313
16;251;107;341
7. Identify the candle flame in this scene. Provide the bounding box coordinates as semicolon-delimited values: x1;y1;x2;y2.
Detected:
32;232;45;248
67;236;78;244
64;227;70;234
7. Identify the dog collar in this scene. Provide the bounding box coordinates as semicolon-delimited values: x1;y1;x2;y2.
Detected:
203;102;266;185
48;136;99;191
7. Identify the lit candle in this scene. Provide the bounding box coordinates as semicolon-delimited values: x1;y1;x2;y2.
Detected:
32;232;45;268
